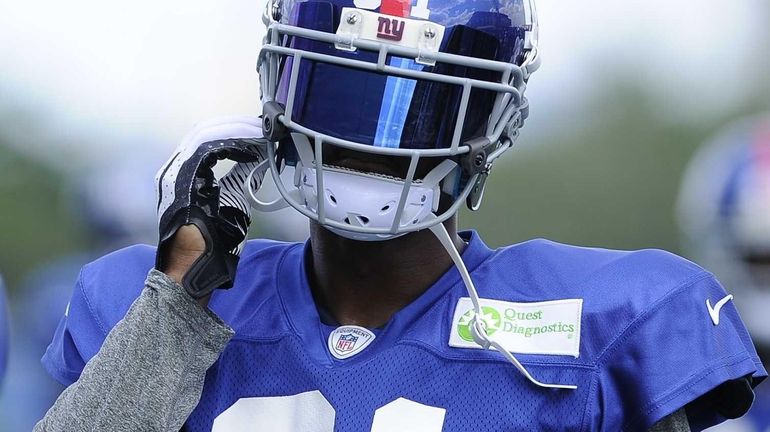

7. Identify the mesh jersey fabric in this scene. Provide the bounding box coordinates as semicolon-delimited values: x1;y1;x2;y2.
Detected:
42;231;767;431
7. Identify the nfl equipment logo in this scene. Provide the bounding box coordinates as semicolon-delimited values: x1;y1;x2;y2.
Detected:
336;334;359;352
328;325;376;359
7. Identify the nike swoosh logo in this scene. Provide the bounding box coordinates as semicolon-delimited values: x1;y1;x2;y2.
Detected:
706;294;733;326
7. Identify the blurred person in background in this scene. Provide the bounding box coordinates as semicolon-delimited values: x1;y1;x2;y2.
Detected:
0;274;9;386
69;155;159;249
1;259;78;430
0;155;158;431
678;113;770;431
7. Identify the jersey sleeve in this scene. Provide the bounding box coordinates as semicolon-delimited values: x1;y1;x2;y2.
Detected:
35;270;233;432
596;273;767;432
39;239;278;387
41;245;155;386
41;268;107;386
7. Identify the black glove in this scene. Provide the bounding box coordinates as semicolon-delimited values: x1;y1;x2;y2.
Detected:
155;116;266;298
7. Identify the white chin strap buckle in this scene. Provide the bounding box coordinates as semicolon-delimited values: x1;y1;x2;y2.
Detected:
298;166;439;241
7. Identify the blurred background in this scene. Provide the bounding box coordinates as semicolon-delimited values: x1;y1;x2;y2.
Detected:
0;0;768;430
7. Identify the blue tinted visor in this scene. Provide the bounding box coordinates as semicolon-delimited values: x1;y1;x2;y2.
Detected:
272;1;507;151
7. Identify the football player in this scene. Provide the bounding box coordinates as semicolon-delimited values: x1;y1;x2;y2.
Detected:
37;0;765;430
677;114;770;431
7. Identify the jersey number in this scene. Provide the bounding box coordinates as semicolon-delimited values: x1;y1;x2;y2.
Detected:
211;391;446;431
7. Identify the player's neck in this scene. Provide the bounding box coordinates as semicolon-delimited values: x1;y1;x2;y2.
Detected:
307;219;466;329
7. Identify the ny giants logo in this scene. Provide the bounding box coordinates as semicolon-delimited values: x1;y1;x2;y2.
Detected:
377;17;405;41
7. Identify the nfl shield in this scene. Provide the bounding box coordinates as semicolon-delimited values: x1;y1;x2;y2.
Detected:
336;334;359;352
328;325;376;359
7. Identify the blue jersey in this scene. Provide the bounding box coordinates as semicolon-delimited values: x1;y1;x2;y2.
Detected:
43;231;767;431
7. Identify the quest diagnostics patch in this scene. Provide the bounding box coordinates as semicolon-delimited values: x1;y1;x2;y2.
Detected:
449;297;583;357
328;325;376;360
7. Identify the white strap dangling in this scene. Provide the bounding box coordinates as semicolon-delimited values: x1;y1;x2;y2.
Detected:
428;222;577;390
246;159;293;212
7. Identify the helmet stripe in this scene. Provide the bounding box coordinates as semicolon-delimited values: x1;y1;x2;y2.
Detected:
374;58;423;148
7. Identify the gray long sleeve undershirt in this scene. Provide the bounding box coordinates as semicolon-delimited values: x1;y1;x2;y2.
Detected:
34;269;690;432
34;269;234;432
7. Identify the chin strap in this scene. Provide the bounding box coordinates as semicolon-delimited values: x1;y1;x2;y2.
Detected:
246;158;294;212
428;223;577;390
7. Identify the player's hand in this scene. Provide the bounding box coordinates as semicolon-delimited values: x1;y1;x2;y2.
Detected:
161;225;205;284
155;116;266;299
